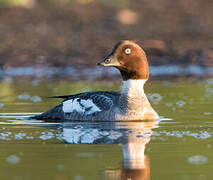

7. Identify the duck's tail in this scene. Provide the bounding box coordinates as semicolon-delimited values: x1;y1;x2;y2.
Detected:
29;105;64;121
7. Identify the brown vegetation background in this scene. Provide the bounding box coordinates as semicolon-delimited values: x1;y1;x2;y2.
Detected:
0;0;213;69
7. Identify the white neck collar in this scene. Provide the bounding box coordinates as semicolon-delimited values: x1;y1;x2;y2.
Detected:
122;79;147;96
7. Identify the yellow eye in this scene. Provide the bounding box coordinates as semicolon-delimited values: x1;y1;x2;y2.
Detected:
125;48;131;54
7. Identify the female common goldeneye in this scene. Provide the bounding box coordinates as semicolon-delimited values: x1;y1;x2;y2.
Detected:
32;40;159;121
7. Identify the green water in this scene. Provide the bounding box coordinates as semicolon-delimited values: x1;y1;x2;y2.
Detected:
0;79;213;180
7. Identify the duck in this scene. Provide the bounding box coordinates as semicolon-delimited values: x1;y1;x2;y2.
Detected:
31;40;159;121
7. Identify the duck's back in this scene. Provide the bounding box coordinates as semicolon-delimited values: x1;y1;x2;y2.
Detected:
32;91;120;121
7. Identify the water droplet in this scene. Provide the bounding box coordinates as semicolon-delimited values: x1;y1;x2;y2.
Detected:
204;112;211;115
82;87;92;92
176;100;186;107
18;93;30;100
148;93;162;104
0;103;4;108
30;96;42;102
14;133;26;140
6;155;20;164
165;103;173;107
39;132;54;140
74;176;83;180
57;164;64;171
188;155;207;165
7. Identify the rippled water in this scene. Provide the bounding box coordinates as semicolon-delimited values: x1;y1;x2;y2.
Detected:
0;78;213;180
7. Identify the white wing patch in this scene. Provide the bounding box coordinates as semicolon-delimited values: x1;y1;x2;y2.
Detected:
62;98;101;115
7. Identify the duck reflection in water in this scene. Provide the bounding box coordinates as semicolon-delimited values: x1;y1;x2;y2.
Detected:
60;120;158;180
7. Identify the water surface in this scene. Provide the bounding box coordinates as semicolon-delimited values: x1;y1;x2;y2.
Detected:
0;79;212;180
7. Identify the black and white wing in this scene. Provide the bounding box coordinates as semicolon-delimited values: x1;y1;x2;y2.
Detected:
61;91;120;115
31;91;120;121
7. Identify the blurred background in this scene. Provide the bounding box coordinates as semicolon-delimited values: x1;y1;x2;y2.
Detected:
0;0;213;78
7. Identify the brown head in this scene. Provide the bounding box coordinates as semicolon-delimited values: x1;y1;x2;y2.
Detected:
97;41;149;81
